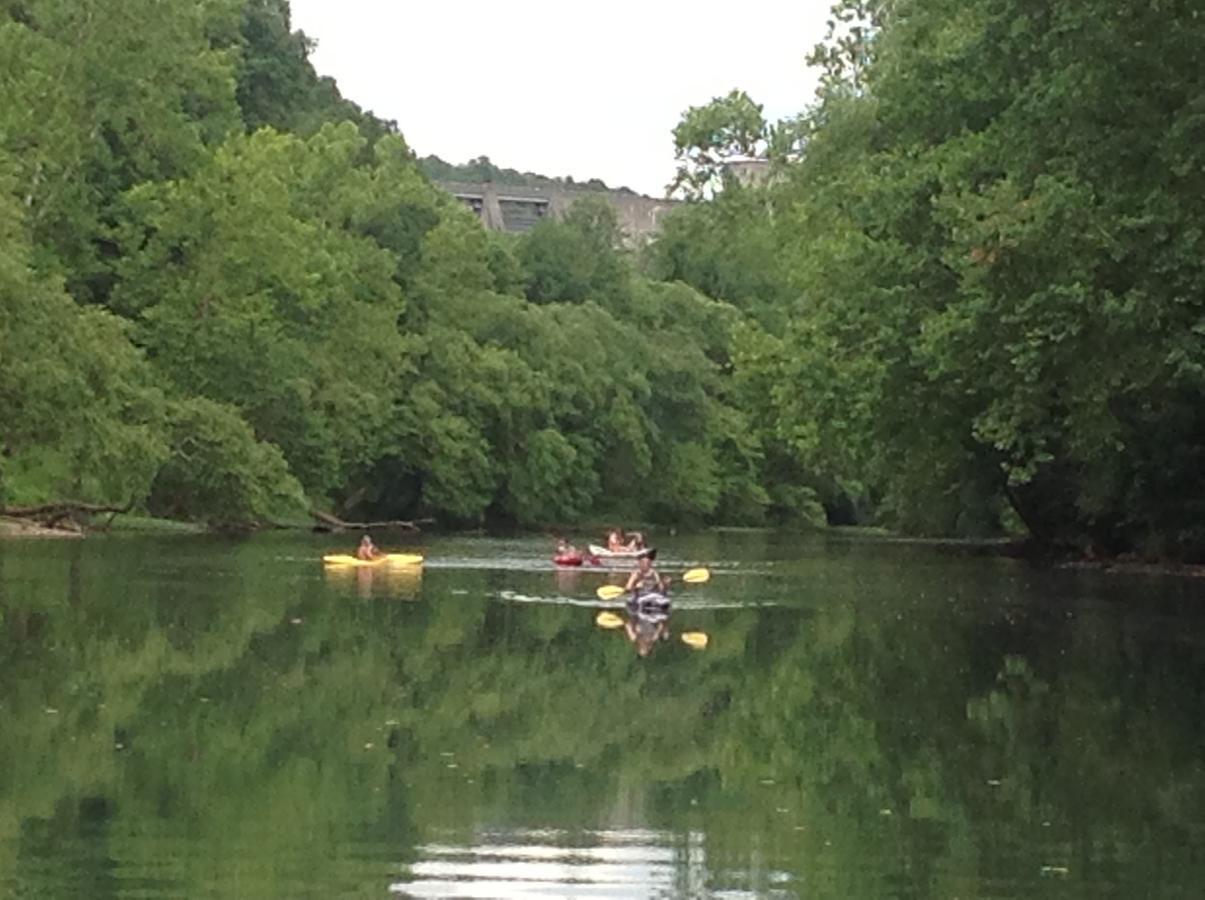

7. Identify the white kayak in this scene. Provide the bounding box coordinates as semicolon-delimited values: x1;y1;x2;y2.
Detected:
588;544;644;559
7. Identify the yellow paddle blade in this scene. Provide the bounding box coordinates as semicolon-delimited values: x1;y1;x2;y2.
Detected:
596;585;627;601
596;611;625;629
681;631;709;649
682;568;710;584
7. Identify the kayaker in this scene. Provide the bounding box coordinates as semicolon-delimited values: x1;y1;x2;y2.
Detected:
555;538;582;564
626;531;647;551
356;534;382;561
606;529;628;552
625;548;670;597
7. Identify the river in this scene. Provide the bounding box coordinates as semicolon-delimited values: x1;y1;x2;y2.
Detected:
1;530;1202;898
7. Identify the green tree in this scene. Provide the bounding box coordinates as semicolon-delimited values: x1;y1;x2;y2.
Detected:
147;396;307;527
517;196;633;310
670;89;767;199
0;0;243;302
114;124;410;498
0;187;166;506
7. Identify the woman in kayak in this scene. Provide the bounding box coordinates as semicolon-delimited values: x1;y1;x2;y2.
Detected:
625;548;670;597
356;534;382;561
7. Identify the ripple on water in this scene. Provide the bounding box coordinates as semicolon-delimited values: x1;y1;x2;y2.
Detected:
496;589;774;611
390;827;797;899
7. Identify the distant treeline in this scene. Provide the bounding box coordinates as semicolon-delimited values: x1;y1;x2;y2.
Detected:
418;155;634;195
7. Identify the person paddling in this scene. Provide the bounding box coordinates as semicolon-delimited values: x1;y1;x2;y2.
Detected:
356;534;382;561
625;548;670;598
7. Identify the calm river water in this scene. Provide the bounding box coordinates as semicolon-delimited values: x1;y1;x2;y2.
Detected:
1;530;1202;898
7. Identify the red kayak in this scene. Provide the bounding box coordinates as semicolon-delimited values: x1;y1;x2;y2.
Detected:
553;552;601;567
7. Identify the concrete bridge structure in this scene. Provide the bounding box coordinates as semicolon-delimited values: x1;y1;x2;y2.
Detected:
434;180;679;243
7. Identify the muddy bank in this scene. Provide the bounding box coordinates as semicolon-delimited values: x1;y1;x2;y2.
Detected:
0;516;82;539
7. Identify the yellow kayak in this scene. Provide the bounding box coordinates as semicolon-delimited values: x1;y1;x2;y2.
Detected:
322;553;424;567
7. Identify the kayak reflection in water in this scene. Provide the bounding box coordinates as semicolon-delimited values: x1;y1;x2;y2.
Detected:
356;534;382;561
625;595;672;657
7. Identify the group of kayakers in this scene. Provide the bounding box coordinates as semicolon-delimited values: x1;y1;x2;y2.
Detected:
553;528;645;565
554;528;669;596
358;529;669;596
342;529;681;657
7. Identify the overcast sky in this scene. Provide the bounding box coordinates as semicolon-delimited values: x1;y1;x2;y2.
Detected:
288;0;829;197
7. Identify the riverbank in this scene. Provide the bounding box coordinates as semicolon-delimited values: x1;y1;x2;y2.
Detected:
4;515;1204;580
0;513;205;538
0;516;83;538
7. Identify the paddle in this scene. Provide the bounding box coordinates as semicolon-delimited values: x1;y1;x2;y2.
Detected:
594;610;709;650
595;567;710;601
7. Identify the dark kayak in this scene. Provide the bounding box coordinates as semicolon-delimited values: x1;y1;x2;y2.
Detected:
627;592;670;620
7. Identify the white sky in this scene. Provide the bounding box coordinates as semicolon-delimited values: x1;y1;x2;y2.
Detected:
288;0;829;197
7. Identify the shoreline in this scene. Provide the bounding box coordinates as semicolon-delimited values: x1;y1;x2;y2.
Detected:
0;513;205;538
0;516;84;539
3;517;1204;579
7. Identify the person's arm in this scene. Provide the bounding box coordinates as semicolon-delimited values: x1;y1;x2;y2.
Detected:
625;570;638;592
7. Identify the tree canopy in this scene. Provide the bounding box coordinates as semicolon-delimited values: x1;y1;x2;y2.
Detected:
650;0;1205;558
4;0;1203;557
0;0;810;530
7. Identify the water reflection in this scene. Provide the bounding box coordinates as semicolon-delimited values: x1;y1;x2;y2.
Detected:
624;595;672;658
1;531;1203;898
394;827;790;899
322;563;423;599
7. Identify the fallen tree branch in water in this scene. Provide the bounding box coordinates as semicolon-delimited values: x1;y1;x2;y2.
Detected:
309;510;433;532
0;500;134;518
0;500;135;534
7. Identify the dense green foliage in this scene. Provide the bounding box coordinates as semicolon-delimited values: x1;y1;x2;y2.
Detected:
653;0;1205;558
0;0;819;529
5;0;1202;554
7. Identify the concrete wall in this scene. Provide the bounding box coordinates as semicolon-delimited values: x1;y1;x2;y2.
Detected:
721;158;773;188
435;180;678;243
